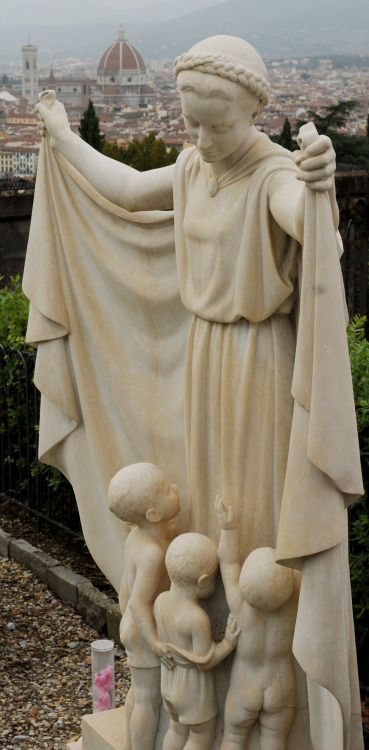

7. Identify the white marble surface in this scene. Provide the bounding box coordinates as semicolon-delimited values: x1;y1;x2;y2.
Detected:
29;34;363;750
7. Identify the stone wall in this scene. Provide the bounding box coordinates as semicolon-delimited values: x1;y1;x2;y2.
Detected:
0;179;35;285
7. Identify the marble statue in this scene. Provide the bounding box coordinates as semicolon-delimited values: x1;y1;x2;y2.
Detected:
25;32;364;750
216;496;299;750
154;533;240;750
108;463;180;750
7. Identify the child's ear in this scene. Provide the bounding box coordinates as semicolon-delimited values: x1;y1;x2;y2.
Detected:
198;573;209;589
146;506;161;523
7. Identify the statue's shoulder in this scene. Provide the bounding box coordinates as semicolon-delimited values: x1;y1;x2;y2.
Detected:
255;133;296;164
175;145;198;173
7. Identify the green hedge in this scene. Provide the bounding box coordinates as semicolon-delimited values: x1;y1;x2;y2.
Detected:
347;317;369;658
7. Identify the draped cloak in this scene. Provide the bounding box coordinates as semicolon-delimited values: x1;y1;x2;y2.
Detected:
23;134;364;749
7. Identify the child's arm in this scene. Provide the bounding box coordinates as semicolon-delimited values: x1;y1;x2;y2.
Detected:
199;614;240;671
129;549;173;670
215;496;243;613
118;574;130;614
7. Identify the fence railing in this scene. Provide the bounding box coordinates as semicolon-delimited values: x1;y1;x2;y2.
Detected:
0;344;81;536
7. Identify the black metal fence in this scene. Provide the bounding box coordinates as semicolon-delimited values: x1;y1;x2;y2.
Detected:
339;196;368;322
0;344;81;536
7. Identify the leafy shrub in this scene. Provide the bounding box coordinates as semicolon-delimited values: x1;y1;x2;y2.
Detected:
0;276;80;534
347;316;369;660
0;275;30;347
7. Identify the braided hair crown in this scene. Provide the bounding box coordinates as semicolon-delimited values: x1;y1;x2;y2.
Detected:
174;35;270;108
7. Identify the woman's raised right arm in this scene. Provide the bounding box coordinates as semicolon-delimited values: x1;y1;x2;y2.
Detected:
36;91;175;212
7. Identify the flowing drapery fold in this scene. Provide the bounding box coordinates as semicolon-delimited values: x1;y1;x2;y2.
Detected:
23;138;190;590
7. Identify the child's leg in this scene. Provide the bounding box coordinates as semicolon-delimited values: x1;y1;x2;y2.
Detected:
184;717;217;750
163;714;188;750
220;683;259;750
259;706;295;750
220;713;257;750
129;666;162;750
122;685;134;750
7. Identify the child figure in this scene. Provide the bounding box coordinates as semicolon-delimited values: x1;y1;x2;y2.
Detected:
215;496;299;750
154;532;240;750
108;463;181;750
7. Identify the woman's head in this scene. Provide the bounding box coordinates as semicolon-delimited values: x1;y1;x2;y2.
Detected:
174;36;269;169
174;35;270;118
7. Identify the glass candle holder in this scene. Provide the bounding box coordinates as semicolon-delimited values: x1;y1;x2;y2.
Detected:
91;639;115;713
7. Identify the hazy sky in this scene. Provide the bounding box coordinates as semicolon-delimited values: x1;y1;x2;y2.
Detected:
0;0;226;27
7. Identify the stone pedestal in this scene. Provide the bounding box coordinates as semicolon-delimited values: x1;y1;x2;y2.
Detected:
66;707;125;750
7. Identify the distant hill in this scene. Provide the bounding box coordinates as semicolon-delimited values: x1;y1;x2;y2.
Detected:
1;0;368;64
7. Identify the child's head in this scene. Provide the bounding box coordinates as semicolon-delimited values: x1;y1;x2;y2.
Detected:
165;532;218;595
239;547;294;612
108;463;180;526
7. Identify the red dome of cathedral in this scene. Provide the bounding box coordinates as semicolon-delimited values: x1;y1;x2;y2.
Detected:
96;24;155;107
98;24;146;74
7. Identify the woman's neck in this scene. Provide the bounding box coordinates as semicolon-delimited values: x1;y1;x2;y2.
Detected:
210;126;261;178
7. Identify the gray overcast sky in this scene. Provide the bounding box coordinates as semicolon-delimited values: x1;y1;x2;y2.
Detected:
0;0;226;27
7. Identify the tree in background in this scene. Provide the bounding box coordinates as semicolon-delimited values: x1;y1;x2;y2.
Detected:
278;117;297;151
295;99;359;135
103;131;178;171
102;141;124;163
79;100;104;152
294;100;369;170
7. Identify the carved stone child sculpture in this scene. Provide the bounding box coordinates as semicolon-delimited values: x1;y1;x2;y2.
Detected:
215;496;299;750
154;532;240;750
108;463;181;750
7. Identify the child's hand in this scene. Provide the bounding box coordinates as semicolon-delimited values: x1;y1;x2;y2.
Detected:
224;614;241;648
215;495;236;530
154;640;175;670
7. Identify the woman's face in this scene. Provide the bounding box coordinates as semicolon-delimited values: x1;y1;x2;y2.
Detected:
178;70;260;173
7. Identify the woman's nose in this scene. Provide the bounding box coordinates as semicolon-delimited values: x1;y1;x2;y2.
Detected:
197;127;212;150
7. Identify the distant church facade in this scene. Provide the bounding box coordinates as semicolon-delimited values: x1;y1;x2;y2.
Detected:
96;25;156;107
38;70;91;110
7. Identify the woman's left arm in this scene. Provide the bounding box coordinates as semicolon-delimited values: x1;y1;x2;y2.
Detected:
268;134;337;243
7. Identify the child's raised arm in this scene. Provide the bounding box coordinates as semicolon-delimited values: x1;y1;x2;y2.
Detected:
215;496;243;613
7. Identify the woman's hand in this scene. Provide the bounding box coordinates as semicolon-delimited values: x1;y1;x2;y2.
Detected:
36;90;72;149
293;123;336;192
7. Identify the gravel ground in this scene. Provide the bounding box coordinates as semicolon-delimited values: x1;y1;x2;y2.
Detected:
0;556;130;750
0;496;117;600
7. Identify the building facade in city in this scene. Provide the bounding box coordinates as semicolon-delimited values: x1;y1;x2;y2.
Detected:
38;69;91;110
0;146;38;178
